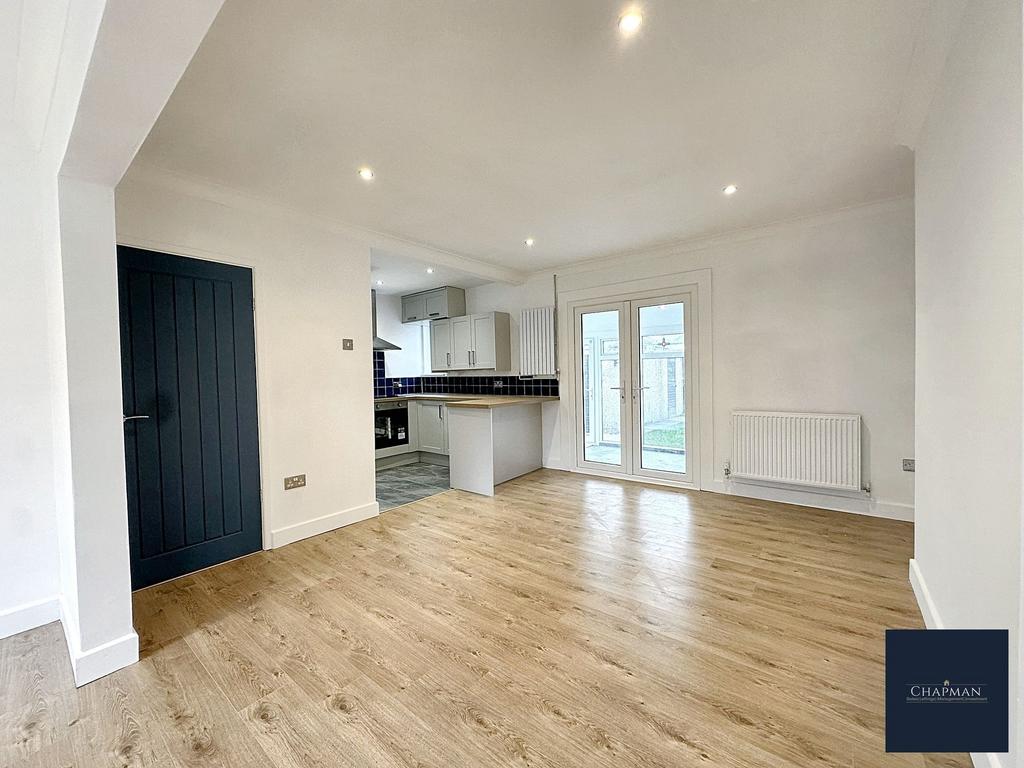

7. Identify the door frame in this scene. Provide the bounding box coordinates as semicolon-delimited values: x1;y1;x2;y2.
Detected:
119;237;271;551
559;268;713;491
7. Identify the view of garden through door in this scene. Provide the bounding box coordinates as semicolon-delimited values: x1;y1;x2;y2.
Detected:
574;293;695;484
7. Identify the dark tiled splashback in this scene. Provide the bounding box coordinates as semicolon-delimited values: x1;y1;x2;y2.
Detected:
373;350;558;399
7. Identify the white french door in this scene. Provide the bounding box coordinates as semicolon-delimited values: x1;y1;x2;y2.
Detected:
574;292;695;485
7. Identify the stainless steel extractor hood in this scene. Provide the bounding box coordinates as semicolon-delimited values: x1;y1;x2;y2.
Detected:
371;290;401;351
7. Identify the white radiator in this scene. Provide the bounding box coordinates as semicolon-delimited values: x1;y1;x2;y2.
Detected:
731;411;862;492
520;306;557;376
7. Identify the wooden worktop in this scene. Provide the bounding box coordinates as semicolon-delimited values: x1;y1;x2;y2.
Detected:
443;395;559;409
374;393;558;408
374;393;465;402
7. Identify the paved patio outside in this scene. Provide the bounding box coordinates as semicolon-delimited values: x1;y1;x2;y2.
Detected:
584;443;685;473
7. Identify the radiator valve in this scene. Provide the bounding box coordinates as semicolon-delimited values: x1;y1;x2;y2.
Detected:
723;461;731;479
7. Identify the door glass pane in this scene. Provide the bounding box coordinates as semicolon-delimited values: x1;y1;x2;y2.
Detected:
581;310;621;465
638;303;685;474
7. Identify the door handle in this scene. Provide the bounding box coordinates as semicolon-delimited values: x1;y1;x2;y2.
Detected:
123;414;150;423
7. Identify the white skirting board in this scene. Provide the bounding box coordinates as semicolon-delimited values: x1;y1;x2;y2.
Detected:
970;752;1007;768
269;501;380;548
59;596;139;687
542;460;912;521
1;597;139;686
0;595;60;640
704;479;912;521
908;558;942;629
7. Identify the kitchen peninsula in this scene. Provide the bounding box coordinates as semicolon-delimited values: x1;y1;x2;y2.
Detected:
445;396;557;496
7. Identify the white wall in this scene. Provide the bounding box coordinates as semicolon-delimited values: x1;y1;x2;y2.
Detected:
470;199;916;519
466;277;558;377
0;0;109;642
0;149;63;638
115;170;378;549
375;292;428;378
912;0;1023;763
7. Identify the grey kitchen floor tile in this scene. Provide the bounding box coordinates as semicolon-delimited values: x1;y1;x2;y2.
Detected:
375;461;451;511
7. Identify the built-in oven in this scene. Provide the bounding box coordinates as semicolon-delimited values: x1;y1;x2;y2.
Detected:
374;401;409;450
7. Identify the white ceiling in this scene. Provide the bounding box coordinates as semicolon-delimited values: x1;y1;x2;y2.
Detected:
370;248;489;296
134;0;927;273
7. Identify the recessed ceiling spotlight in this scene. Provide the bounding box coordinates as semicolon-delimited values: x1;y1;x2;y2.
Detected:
525;238;535;247
375;279;384;286
358;167;375;181
618;10;643;35
722;184;738;196
426;268;434;274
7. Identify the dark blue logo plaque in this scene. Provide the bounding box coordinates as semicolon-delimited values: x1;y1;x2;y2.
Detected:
886;629;1008;753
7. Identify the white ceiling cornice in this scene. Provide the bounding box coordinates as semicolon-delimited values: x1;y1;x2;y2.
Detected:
892;0;969;150
528;196;914;281
120;162;528;285
123;162;912;288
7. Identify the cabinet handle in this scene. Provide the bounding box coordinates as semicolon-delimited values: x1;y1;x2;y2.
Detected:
428;312;440;316
446;352;451;367
438;405;443;419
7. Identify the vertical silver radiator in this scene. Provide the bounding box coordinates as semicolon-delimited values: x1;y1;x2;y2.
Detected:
520;306;556;377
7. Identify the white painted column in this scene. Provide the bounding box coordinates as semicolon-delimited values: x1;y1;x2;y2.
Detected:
55;175;138;684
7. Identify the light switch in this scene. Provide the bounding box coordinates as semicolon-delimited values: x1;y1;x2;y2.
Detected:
342;339;354;350
284;474;306;490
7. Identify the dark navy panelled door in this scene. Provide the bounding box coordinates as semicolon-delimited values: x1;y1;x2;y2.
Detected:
118;247;262;589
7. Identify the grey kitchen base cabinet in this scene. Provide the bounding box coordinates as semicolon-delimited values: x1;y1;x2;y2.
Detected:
429;312;511;372
417;401;448;454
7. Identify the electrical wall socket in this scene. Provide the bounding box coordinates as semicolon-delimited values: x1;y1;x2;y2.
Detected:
902;459;915;472
284;474;306;490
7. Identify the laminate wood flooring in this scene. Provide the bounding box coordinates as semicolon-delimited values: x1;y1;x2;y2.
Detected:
1;469;969;767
